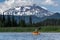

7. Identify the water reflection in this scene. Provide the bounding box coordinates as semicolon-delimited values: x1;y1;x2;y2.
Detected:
0;32;60;40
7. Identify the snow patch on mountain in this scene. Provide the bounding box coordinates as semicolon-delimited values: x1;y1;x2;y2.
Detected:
2;4;53;17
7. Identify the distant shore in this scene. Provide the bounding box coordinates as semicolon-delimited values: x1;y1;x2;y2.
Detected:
0;26;60;32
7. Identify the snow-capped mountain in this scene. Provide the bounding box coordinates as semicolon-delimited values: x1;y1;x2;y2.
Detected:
3;4;53;17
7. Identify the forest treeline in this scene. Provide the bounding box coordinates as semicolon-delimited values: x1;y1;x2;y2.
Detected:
0;15;60;27
35;19;60;26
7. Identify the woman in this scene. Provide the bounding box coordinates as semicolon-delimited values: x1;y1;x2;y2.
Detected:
32;27;41;35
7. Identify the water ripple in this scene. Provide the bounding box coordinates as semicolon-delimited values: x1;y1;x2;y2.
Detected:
0;33;60;40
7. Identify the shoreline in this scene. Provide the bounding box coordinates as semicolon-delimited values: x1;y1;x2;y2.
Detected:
0;32;60;34
0;26;60;32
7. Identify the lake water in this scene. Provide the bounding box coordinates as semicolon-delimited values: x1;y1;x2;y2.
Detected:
0;32;60;40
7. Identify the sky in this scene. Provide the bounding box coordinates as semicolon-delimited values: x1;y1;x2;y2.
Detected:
0;0;60;13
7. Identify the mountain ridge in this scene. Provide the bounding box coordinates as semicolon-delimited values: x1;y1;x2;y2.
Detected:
1;4;53;18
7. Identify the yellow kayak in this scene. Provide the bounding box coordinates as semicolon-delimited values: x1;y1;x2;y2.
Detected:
32;32;40;35
32;28;40;35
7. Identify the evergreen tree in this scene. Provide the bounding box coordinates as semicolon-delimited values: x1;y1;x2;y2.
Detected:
11;16;17;27
19;19;26;27
29;16;32;25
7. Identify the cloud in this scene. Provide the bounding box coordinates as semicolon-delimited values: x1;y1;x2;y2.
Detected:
41;0;59;6
0;0;33;13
